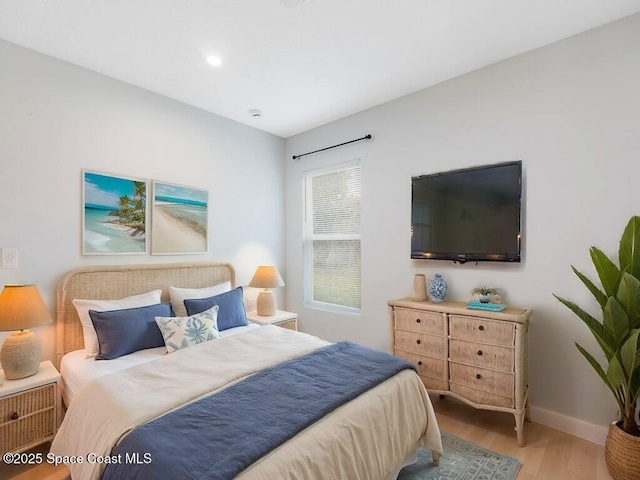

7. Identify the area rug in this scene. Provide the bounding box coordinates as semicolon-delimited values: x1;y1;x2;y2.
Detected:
398;431;521;480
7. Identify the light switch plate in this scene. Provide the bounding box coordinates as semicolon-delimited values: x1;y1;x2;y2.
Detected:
2;248;19;268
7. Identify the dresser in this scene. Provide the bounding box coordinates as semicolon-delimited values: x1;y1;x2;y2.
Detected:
388;298;531;446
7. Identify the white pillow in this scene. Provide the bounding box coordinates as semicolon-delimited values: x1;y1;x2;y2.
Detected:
169;282;231;317
155;305;221;354
72;289;162;358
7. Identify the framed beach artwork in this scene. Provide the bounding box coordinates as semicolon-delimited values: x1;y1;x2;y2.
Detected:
82;170;149;255
151;181;208;255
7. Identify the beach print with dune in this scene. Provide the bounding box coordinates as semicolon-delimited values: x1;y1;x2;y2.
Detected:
151;182;208;254
83;171;148;254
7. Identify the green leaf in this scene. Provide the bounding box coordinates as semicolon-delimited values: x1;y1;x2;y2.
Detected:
631;366;640;404
619;216;640;280
603;297;630;346
555;294;616;358
590;247;623;298
607;356;625;390
620;330;640;376
617;273;640;331
572;266;607;309
576;343;624;409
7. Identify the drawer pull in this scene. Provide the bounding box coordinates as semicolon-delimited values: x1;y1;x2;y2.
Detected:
479;325;485;331
418;361;423;366
416;339;421;345
10;412;19;421
476;374;482;380
416;318;421;323
477;350;483;356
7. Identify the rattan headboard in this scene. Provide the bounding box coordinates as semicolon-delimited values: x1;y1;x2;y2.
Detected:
55;262;236;368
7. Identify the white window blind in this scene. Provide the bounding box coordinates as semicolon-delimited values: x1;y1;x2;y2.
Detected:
303;161;361;315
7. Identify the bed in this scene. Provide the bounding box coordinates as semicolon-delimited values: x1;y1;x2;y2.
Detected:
50;262;442;479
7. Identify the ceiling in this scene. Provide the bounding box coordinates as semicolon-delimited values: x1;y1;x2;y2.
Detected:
1;1;639;138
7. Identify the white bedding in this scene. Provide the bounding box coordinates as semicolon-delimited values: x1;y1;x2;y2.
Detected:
52;326;442;480
60;322;260;406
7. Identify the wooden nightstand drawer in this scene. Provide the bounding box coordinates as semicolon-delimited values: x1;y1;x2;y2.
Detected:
0;384;54;422
449;339;514;372
275;318;297;331
0;384;56;454
395;308;445;336
246;310;298;331
449;315;515;346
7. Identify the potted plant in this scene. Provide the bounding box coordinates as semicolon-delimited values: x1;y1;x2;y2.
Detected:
471;286;498;303
554;216;640;480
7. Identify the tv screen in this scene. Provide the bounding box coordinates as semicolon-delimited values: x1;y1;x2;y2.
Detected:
411;160;522;263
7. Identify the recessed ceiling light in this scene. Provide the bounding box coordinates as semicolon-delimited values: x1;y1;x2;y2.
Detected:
206;55;222;67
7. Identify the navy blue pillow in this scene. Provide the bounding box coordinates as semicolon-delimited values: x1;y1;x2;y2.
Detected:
89;302;172;360
184;287;248;331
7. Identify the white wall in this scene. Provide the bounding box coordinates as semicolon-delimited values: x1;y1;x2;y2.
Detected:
0;39;286;365
285;14;640;443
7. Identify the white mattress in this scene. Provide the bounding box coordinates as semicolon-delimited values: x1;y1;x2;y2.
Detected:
60;322;261;407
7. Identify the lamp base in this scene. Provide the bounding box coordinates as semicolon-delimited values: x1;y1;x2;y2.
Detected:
256;289;277;316
0;330;42;380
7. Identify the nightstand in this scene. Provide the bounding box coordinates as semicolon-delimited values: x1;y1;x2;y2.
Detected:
247;310;298;331
0;360;61;454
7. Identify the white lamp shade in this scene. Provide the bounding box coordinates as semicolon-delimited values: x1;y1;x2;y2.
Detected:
249;266;285;289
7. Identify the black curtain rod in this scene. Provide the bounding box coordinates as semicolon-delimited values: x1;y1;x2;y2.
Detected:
292;134;372;160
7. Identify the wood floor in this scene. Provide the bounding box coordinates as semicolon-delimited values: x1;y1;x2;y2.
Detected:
432;396;613;480
0;442;69;480
0;395;614;480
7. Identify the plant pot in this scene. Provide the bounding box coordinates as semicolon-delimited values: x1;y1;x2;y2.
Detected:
479;294;490;303
605;421;640;480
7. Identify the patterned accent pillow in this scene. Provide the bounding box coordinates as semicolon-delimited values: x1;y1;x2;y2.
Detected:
155;305;221;354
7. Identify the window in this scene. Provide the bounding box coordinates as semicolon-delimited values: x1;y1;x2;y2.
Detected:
303;161;361;315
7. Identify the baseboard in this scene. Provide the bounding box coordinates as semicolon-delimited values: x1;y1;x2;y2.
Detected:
528;405;610;446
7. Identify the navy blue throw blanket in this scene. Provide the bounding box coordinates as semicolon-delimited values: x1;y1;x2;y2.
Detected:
103;342;415;480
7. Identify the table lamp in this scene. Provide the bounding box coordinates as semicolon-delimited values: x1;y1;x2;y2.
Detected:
0;285;53;380
249;266;285;316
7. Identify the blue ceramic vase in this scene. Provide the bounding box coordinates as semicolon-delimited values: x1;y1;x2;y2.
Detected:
429;273;448;302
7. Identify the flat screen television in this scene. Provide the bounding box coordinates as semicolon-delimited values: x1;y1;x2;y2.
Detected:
411;160;522;263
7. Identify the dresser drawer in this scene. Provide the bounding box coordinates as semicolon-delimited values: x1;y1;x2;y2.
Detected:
450;339;514;372
395;308;445;336
449;315;515;346
420;375;447;392
450;383;514;409
395;330;445;358
450;362;514;398
396;349;445;379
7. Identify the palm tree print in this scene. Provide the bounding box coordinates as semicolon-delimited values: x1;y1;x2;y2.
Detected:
185;318;215;343
111;182;146;232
